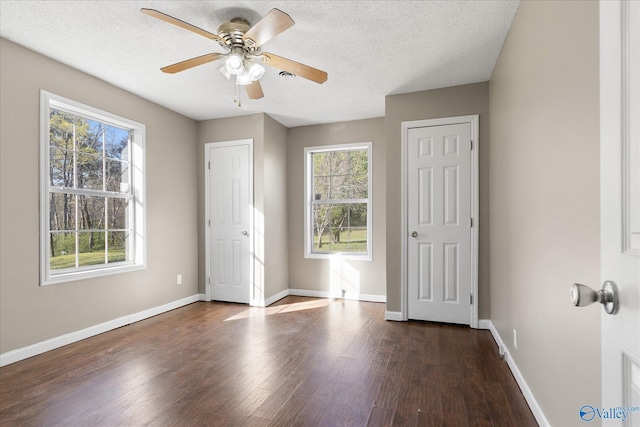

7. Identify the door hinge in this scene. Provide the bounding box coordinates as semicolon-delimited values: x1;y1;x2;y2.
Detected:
470;218;473;228
470;140;473;150
208;161;211;170
208;219;210;227
470;293;473;305
207;277;210;285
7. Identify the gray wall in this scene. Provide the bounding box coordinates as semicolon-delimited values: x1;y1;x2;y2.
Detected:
287;118;387;298
385;83;491;318
0;38;199;353
488;1;600;425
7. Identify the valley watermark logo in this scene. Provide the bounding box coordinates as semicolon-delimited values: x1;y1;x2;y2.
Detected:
579;405;639;422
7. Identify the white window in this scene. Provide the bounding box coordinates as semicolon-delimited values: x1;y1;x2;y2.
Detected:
304;142;372;259
40;91;145;285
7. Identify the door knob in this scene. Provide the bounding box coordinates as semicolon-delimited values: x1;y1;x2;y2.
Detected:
570;281;618;315
240;230;248;236
411;231;418;238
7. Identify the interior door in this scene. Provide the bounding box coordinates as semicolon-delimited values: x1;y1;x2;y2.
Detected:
600;1;640;425
208;142;251;304
407;123;472;324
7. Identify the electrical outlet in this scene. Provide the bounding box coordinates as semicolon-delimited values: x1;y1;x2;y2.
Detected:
177;274;182;285
513;329;518;349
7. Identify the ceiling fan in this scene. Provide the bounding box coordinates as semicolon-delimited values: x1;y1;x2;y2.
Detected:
141;8;328;104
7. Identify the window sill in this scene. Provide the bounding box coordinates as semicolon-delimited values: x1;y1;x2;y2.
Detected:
304;252;372;262
41;262;145;286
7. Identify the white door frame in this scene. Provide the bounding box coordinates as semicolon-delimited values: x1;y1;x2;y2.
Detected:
204;139;254;304
600;0;640;421
401;115;479;327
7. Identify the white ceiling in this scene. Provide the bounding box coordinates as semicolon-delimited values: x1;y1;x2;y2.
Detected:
0;1;519;128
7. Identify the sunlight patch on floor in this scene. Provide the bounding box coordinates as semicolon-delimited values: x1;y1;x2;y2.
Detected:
224;298;332;321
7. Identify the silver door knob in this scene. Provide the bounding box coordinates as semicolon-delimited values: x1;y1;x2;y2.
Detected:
570;281;618;315
411;231;418;238
241;230;248;236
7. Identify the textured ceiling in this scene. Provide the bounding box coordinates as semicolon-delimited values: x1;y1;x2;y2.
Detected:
0;1;519;128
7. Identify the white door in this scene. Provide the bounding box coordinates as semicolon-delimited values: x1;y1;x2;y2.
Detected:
407;122;474;324
600;1;640;425
207;141;252;304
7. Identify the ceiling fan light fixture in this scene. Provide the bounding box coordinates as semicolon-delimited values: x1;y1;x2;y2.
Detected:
236;70;253;86
247;61;265;81
218;65;231;80
225;52;244;75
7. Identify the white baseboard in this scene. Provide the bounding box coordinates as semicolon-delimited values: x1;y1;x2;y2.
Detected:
343;292;386;303
252;288;290;307
128;295;200;323
288;288;385;303
198;293;207;301
288;288;331;298
0;294;201;367
384;311;404;321
484;320;550;427
478;318;493;330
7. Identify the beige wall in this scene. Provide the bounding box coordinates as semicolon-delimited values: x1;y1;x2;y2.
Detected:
1;6;603;422
0;38;199;353
489;1;600;425
197;114;264;296
263;115;289;298
385;83;491;317
197;113;289;303
287;118;386;298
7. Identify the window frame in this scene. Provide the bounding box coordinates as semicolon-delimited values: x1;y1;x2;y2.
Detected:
39;90;146;285
304;142;372;260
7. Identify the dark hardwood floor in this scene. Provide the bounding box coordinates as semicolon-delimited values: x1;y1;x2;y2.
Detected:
0;296;537;426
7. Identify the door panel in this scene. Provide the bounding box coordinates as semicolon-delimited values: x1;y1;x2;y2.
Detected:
444;243;459;302
418;243;433;301
418;167;433;226
444;166;459;225
209;143;251;304
408;123;472;324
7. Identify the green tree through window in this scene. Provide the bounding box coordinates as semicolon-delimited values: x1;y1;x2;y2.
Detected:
48;109;131;269
306;143;371;257
41;91;145;285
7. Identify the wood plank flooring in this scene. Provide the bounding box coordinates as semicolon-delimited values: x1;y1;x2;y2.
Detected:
0;296;537;426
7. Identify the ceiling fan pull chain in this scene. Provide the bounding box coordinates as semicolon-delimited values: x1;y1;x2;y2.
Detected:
235;78;243;107
234;76;238;104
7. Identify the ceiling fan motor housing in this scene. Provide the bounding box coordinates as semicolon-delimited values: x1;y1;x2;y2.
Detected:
217;18;258;52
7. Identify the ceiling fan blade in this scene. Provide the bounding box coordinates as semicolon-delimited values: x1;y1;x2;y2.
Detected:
161;53;224;74
245;81;264;99
243;9;294;48
141;8;223;42
261;53;328;84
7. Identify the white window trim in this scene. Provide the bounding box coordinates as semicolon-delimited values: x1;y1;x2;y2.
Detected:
39;90;146;285
304;142;372;261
